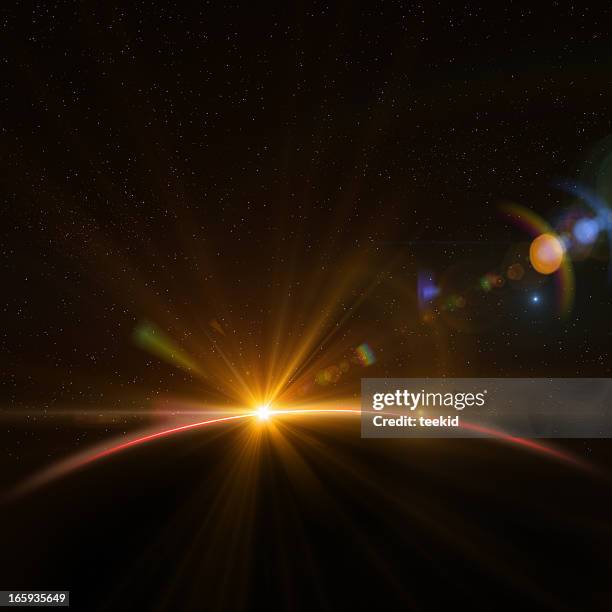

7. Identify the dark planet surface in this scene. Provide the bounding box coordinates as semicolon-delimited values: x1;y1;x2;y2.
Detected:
1;418;611;611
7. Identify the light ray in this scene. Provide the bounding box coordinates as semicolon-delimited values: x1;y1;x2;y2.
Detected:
6;407;588;501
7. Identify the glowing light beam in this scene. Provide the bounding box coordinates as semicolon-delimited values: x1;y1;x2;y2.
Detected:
5;408;589;501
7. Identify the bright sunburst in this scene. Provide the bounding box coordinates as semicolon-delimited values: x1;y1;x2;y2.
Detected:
256;404;271;421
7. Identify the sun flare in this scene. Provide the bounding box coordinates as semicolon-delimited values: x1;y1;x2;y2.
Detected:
256;404;271;421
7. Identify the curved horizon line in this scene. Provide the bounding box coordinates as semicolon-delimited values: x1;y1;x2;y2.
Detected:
5;408;588;500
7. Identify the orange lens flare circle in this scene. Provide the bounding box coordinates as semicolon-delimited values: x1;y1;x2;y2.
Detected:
529;233;564;275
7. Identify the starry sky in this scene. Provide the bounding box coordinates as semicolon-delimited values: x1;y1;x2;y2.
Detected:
3;3;611;411
1;3;612;610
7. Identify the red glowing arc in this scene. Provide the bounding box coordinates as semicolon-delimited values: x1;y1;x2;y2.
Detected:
6;408;587;500
89;409;363;464
88;413;252;463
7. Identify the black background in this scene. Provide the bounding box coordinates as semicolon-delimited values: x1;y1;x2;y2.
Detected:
2;2;612;611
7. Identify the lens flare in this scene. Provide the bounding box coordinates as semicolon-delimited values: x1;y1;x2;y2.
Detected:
500;202;574;317
506;262;525;281
417;271;440;309
133;322;203;375
573;217;600;245
529;233;564;275
355;343;376;366
555;179;612;280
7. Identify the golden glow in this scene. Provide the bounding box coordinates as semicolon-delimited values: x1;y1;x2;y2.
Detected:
256;404;271;421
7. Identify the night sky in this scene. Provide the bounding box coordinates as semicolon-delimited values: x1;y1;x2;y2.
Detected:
2;3;612;611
